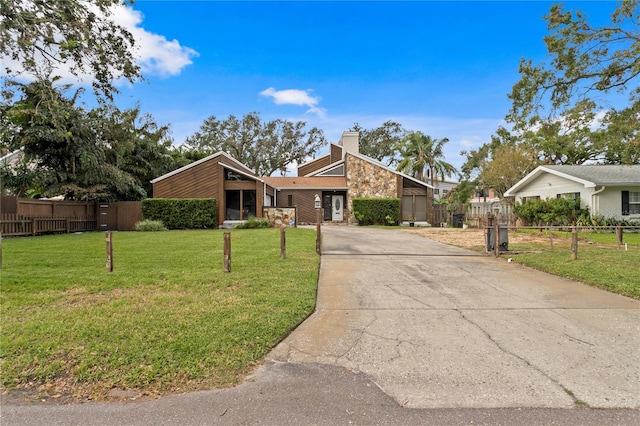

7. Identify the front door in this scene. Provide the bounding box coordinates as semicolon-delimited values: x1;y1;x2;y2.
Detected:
331;195;344;221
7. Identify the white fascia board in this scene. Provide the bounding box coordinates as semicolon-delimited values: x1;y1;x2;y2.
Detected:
275;186;349;191
347;152;435;189
150;151;256;183
504;168;544;196
540;166;596;188
298;152;330;168
218;162;264;183
304;160;345;177
505;166;597;197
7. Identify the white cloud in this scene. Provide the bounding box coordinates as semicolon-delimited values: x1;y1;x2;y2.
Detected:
260;87;327;118
115;6;199;78
1;3;198;86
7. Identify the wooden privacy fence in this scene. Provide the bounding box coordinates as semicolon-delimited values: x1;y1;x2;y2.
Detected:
0;197;142;236
1;214;97;236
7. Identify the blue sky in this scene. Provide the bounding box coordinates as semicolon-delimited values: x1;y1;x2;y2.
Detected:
8;0;618;176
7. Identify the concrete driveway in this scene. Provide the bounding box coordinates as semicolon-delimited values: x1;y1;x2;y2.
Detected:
269;226;640;409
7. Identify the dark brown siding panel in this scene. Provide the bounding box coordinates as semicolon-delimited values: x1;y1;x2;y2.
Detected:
298;156;331;176
330;144;343;163
276;189;318;223
153;155;222;198
403;187;428;196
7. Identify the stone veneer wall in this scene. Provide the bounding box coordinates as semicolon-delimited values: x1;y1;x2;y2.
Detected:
345;154;398;223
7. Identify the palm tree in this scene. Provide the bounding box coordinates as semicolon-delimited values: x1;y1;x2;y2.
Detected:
396;131;457;186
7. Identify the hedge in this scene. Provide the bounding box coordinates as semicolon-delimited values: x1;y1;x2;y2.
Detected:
142;198;217;229
352;198;400;226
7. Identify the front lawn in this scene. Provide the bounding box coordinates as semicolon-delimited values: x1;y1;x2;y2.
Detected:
0;228;319;401
507;229;640;299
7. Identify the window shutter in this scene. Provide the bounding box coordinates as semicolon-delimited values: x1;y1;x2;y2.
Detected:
622;191;630;216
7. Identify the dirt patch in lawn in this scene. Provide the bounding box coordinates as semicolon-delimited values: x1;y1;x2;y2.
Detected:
402;227;554;250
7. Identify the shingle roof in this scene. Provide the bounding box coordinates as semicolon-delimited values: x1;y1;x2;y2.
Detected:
542;165;640;185
505;164;640;196
262;176;347;189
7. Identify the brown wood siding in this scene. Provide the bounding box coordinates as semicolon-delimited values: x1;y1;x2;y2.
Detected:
298;156;331;176
153;155;222;198
403;187;428;196
224;181;258;191
276;189;319;223
255;181;264;216
330;144;343;163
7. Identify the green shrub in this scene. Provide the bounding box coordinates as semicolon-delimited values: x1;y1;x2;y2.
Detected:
134;219;168;231
142;198;217;229
235;216;272;229
513;198;589;226
352;198;400;226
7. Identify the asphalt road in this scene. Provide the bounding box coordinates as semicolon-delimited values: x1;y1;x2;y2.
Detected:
2;226;639;425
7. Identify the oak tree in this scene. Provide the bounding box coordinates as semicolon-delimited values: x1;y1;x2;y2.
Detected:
184;112;326;176
1;0;140;99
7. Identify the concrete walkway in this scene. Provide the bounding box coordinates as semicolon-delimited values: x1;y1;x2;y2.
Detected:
2;226;639;425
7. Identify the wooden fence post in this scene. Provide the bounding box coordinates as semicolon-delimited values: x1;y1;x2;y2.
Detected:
571;227;578;261
616;226;623;249
316;221;322;255
548;229;554;251
105;231;113;272
280;226;286;260
493;220;500;257
224;232;231;273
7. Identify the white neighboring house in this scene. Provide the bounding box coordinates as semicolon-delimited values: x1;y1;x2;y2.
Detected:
504;165;640;221
0;149;27;168
432;177;458;201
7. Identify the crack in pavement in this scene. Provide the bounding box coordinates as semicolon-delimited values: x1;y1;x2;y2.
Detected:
455;309;584;407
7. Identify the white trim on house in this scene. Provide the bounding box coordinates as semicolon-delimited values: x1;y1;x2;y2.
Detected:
297;152;330;169
150;151;256;184
505;166;595;196
346;151;435;189
504;165;640;220
218;162;265;183
304;160;345;177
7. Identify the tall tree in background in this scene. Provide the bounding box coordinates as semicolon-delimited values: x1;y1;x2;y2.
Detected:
348;121;405;166
1;79;180;200
460;0;639;204
1;0;141;99
396;131;456;186
184;112;326;176
478;144;539;199
90;104;179;197
508;0;639;164
1;78;109;199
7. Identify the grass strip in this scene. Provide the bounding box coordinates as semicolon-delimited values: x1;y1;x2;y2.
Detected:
506;229;640;299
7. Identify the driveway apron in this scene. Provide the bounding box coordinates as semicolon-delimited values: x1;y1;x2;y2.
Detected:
268;226;640;409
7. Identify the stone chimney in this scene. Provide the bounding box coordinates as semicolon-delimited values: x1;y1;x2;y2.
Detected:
339;131;359;158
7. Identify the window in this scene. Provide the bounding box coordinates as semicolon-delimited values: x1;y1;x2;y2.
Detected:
523;196;540;202
557;192;580;200
287;194;293;207
622;191;640;215
434;189;440;195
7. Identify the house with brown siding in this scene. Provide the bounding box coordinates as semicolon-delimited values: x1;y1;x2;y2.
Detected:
151;132;434;226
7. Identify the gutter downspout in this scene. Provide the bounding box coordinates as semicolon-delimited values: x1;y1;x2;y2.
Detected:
591;186;606;217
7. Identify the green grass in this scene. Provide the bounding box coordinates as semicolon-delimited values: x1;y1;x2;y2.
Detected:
506;229;640;299
0;228;319;400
